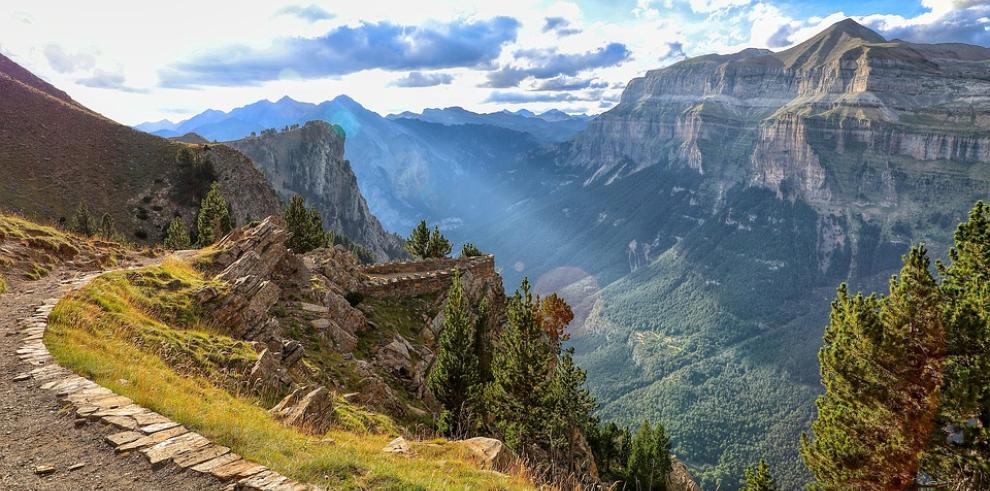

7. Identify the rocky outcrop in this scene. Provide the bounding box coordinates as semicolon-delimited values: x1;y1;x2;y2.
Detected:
455;437;517;472
196;217;287;341
269;385;334;435
226;121;405;261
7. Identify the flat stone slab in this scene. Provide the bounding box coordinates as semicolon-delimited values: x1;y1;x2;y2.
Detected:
190;453;241;474
298;302;329;313
140;421;180;434
116;426;188;453
102;415;139;430
142;432;210;466
106;431;143;446
133;412;172;426
173;444;230;469
210;459;266;481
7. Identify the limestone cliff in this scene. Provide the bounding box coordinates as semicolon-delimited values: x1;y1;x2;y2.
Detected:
569;18;990;214
226;121;405;261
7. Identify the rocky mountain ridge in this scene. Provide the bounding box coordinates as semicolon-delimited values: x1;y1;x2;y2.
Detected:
133;96;554;233
225;121;405;261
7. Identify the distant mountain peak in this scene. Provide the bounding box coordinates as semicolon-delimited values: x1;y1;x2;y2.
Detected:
776;18;886;69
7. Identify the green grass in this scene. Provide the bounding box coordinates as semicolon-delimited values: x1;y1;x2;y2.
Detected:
45;257;532;490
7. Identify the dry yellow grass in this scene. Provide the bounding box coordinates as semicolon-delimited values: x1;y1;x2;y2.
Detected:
45;257;535;490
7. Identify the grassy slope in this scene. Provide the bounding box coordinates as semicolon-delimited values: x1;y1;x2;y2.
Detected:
45;257;531;490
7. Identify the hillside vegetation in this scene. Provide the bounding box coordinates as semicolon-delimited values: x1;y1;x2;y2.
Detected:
45;255;534;489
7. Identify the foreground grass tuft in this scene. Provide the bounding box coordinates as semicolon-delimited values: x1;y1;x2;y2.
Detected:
45;257;532;490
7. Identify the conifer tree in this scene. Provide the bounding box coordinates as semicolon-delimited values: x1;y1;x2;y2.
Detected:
627;420;672;491
284;195;329;253
461;242;482;257
69;203;96;236
163;217;191;250
925;201;990;486
742;459;778;491
802;245;944;490
426;272;481;436
542;348;595;452
404;220;430;258
426;225;452;258
98;212;115;240
488;278;556;449
196;182;231;246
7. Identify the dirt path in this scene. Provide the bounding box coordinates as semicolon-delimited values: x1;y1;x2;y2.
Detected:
0;269;218;490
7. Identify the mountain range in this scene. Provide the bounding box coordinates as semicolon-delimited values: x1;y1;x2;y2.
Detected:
456;18;990;487
116;17;990;488
136;98;590;234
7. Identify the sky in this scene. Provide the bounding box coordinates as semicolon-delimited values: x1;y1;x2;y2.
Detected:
1;0;988;125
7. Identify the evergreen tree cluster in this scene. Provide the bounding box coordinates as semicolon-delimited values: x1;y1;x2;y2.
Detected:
426;271;671;486
404;220;451;259
802;201;990;490
284;195;331;253
195;182;231;246
67;203;118;241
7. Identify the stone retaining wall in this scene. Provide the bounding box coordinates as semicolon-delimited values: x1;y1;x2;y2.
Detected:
13;272;314;491
360;255;494;275
357;255;496;298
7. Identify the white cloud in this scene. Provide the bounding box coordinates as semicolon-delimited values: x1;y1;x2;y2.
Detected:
1;0;987;124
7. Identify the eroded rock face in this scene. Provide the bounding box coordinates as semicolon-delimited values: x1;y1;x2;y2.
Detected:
270;385;334;434
226;121;405;261
197;217;288;341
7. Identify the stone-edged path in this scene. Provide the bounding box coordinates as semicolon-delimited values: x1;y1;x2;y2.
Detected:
0;269;312;490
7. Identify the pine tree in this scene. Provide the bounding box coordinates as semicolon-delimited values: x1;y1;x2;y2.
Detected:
802;245;944;490
196;182;231;246
69;203;96;236
542;348;595;453
426;225;452;258
925;201;990;486
626;420;672;491
97;212;115;240
284;195;329;253
404;220;430;258
426;272;481;436
742;459;778;491
461;242;482;257
488;278;556;450
163;217;191;250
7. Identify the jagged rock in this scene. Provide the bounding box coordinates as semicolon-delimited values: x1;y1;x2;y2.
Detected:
375;336;415;378
211;217;287;272
668;457;702;491
456;437;516;472
280;340;304;367
248;349;292;394
353;375;404;416
311;317;358;352
321;289;367;335
305;246;368;294
198;218;288;342
270;386;334;435
570;427;599;480
383;437;411;455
